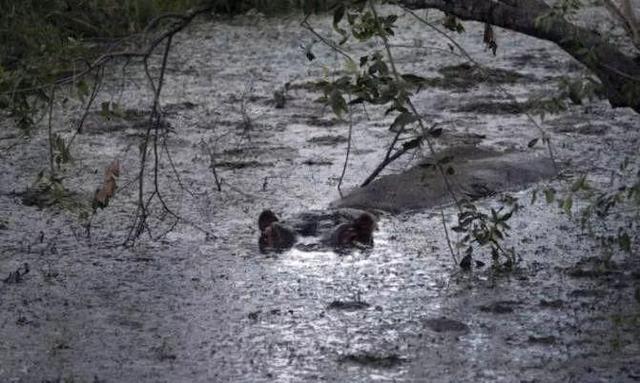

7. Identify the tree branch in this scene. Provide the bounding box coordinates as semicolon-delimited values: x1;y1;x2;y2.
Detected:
399;0;640;113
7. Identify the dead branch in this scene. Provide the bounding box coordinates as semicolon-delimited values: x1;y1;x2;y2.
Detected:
360;136;421;187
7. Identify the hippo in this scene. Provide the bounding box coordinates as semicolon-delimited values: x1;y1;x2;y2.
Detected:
257;209;377;253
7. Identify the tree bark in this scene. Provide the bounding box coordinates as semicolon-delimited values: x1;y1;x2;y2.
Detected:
400;0;640;113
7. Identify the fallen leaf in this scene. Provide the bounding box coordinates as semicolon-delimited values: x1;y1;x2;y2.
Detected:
93;159;119;210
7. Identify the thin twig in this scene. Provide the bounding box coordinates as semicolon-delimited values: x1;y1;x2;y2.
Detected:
369;0;463;265
440;209;458;264
603;0;640;51
66;67;103;150
370;1;462;211
162;137;196;197
126;34;174;244
401;5;558;172
300;13;355;63
385;124;407;162
338;95;354;197
47;85;56;176
201;140;222;192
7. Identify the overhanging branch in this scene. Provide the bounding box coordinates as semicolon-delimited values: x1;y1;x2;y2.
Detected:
398;0;640;113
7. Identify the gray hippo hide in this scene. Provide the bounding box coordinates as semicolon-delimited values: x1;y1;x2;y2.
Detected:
332;146;557;213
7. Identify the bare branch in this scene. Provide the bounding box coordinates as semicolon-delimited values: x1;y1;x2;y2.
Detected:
338;96;354;197
47;85;56;177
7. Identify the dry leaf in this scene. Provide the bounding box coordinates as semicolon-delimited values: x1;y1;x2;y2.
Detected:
483;23;497;55
93;159;119;210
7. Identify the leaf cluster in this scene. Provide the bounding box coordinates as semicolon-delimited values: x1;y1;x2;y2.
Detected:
536;158;640;255
453;200;518;269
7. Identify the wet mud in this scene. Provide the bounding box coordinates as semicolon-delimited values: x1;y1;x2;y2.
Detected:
0;6;639;383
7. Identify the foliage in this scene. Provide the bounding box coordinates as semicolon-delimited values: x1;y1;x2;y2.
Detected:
310;0;521;267
0;0;343;135
453;200;518;269
311;0;640;268
20;171;86;211
0;0;203;134
539;158;640;258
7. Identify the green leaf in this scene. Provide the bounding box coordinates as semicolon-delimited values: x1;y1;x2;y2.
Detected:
429;127;443;138
100;101;110;117
333;5;348;44
344;58;358;74
110;102;124;118
333;5;345;26
402;138;421;150
77;80;89;100
531;189;538;205
390;112;417;131
618;232;631;253
571;175;587;192
544;188;555;204
329;89;347;118
562;195;573;215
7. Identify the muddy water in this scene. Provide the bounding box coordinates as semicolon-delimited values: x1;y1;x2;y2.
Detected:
1;8;639;383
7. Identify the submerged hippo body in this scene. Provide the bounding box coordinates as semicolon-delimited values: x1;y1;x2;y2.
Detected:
332;146;557;213
258;209;377;253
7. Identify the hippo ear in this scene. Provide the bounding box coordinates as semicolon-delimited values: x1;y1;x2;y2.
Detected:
258;210;278;231
356;214;376;231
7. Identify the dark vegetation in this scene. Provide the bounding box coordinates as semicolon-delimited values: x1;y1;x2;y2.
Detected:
0;0;638;266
